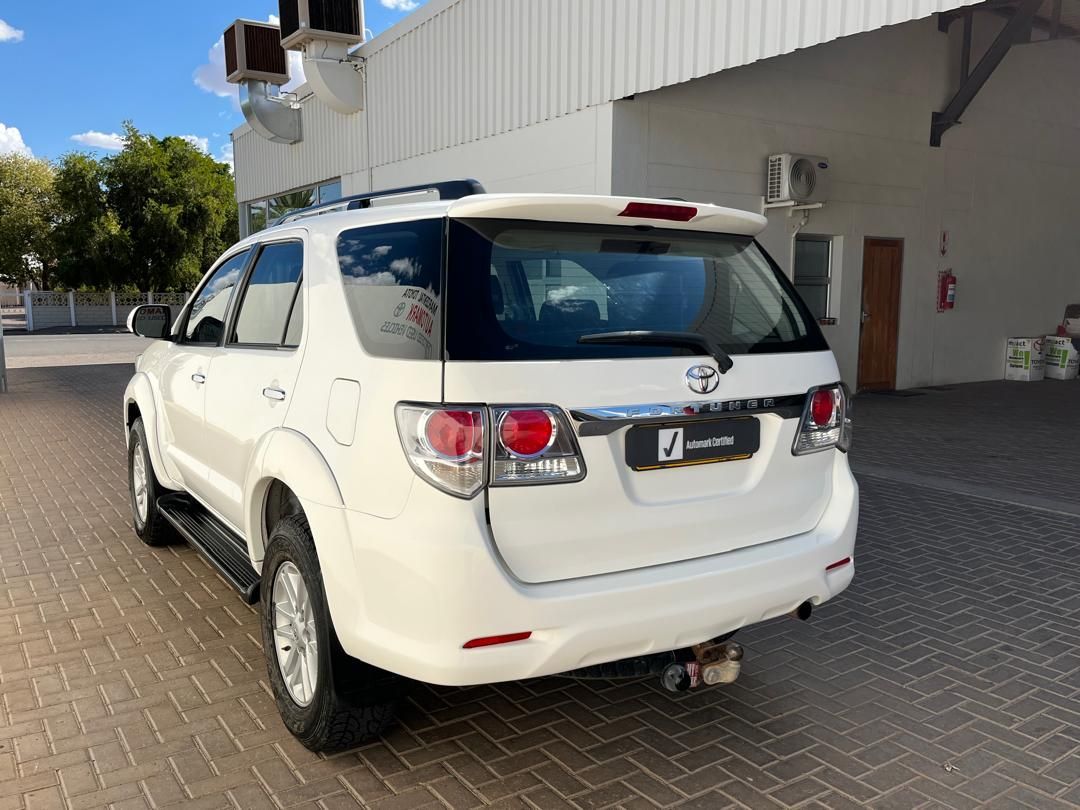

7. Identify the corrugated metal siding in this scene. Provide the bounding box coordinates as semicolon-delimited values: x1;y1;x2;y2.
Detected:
234;90;367;201
235;0;978;202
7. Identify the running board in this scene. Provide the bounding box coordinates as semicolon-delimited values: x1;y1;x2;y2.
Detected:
157;493;260;604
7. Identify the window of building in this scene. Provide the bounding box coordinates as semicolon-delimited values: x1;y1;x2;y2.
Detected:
242;178;342;236
318;180;342;204
793;234;833;322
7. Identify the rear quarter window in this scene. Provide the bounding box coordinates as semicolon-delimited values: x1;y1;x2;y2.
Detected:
336;219;443;360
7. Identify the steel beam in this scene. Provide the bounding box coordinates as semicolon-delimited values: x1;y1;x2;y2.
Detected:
930;0;1043;146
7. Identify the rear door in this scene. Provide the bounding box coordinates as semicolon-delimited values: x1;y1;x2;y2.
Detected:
201;238;306;529
443;214;839;584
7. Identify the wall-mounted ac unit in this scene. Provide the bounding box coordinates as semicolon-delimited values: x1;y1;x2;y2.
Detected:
767;153;831;204
224;19;291;85
279;0;365;50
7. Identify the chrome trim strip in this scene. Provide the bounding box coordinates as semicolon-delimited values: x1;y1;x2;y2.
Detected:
570;395;807;437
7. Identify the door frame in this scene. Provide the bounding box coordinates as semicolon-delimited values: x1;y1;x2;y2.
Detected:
857;237;904;391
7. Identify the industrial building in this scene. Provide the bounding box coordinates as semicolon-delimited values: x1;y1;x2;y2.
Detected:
230;0;1080;390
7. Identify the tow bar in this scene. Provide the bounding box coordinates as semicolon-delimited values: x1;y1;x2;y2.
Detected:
661;639;744;692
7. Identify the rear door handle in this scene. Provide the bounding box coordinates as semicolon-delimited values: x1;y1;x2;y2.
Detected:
262;387;287;401
191;373;206;384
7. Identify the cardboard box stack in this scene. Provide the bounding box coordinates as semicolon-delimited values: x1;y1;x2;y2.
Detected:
1043;336;1079;381
1005;337;1045;381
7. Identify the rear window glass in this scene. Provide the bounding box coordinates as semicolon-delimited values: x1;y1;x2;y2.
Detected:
446;219;827;361
336;219;443;360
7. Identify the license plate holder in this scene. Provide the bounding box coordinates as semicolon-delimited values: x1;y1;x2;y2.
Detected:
625;418;760;471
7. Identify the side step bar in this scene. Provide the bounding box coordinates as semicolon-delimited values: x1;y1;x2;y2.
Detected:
157;493;260;604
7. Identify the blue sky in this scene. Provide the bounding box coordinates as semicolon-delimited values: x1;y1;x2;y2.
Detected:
0;0;428;166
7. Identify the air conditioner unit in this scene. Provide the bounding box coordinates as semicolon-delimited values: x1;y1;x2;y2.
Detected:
224;19;291;86
279;0;365;50
766;153;831;204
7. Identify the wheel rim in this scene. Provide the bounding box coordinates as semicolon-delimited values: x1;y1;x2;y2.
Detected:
272;561;318;707
131;439;149;524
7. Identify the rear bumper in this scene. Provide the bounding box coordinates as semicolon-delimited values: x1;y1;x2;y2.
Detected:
313;454;858;686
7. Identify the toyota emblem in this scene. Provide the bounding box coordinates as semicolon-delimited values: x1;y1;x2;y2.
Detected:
685;365;720;394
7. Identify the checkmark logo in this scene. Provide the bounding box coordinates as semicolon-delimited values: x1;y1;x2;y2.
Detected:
658;428;683;462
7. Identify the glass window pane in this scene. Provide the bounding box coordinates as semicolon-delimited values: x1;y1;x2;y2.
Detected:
444;220;826;361
318;180;342;204
796;283;828;321
794;237;831;283
337;219;443;360
269;188;316;220
247;200;268;234
284;284;304;347
232;242;304;345
185;250;250;343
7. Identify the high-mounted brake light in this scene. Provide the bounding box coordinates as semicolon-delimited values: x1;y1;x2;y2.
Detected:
793;384;852;455
463;632;532;649
618;201;698;222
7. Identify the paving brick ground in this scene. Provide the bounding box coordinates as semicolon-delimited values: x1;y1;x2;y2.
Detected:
1;364;1078;809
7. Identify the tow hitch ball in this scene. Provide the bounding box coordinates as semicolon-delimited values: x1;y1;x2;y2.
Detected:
661;641;744;693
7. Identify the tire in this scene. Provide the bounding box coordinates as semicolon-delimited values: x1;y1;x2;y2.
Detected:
128;418;173;546
261;515;401;752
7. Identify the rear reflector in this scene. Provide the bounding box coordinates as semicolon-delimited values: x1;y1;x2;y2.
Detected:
463;632;532;649
618;201;698;222
826;557;851;572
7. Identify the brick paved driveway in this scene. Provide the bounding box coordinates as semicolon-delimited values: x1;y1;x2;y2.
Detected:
1;365;1078;809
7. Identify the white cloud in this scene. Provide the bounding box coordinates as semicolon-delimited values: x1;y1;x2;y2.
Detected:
180;134;209;153
0;19;24;43
71;131;125;151
217;143;234;172
194;15;305;105
380;0;419;11
0;123;32;156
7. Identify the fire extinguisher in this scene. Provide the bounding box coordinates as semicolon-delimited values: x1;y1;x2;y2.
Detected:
937;270;956;312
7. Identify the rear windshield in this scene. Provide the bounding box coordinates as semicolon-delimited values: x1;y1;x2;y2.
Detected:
446;218;827;362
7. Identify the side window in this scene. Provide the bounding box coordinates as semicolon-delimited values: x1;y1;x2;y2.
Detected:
284;285;304;347
185;250;250;344
336;219;443;360
230;242;304;347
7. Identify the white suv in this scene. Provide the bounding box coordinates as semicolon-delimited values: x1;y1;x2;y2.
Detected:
124;181;858;751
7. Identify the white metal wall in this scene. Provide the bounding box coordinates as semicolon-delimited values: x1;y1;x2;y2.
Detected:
234;0;980;202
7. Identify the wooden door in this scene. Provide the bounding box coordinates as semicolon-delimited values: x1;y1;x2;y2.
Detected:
857;238;903;391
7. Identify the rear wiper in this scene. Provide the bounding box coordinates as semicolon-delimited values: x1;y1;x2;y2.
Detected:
578;330;734;373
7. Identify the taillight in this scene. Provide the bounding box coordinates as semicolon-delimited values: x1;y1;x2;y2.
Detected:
498;409;556;458
491;407;585;484
396;405;486;498
793;384;851;455
396;404;585;496
422;410;483;460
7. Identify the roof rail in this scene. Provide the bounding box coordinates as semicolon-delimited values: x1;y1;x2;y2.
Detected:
272;179;486;226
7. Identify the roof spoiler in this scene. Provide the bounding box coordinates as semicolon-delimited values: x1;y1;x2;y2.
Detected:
272;179;486;226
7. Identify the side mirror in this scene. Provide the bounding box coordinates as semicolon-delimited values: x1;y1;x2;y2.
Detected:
128;305;173;339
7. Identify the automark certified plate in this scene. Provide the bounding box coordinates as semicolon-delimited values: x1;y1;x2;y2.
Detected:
625;418;760;471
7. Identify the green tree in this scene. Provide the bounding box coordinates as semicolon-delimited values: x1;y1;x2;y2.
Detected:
101;123;237;290
0;153;56;288
52;152;119;289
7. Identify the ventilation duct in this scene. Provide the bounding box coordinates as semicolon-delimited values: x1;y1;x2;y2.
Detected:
223;19;302;145
279;0;366;115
